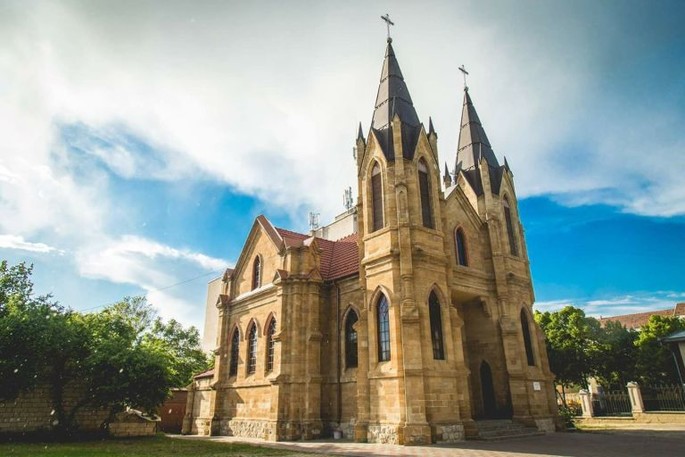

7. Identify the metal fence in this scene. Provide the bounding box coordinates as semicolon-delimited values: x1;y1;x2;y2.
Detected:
641;384;685;411
593;390;632;417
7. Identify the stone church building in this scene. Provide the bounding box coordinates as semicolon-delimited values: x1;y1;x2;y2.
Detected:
183;38;559;444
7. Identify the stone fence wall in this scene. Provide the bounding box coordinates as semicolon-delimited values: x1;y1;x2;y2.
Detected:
0;383;158;436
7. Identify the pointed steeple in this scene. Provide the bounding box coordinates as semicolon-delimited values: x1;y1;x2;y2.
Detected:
428;117;436;137
372;39;420;130
370;39;422;160
455;88;500;172
357;122;365;141
443;162;452;187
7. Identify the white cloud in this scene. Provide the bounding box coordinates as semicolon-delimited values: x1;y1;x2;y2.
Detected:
0;234;63;254
535;291;684;318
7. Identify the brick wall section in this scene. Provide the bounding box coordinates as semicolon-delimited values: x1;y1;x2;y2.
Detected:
0;383;109;434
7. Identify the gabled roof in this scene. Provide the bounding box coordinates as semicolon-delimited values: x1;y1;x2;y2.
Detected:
274;227;359;281
194;368;214;379
370;39;422;161
598;303;685;330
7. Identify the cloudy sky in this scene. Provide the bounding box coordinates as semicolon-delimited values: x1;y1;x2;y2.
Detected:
1;0;684;331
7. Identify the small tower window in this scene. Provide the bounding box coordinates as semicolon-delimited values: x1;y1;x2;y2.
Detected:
252;256;262;290
345;310;359;368
266;318;277;373
455;228;468;266
521;309;535;366
418;159;434;229
229;328;240;377
377;294;391;362
247;323;258;375
503;197;518;256
429;292;445;360
371;163;384;232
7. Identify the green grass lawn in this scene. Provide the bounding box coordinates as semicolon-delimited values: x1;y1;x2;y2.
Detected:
0;435;320;457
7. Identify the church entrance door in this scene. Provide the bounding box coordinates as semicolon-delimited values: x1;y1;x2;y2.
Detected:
480;361;497;419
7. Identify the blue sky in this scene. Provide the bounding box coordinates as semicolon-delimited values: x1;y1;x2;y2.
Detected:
0;0;684;330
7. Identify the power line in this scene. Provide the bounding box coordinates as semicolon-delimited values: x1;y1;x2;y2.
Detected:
78;269;224;313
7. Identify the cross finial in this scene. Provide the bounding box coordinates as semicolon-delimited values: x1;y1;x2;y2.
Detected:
381;14;394;42
458;65;469;90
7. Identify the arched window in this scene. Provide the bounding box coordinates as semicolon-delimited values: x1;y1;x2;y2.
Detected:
266;318;277;372
455;228;468;267
247;323;258;374
418;159;434;229
377;294;391;362
429;292;445;360
503;197;518;256
229;328;240;377
345;310;359;368
371;162;384;232
252;256;262;290
520;309;535;366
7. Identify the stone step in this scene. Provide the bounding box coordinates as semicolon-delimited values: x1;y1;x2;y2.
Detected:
469;420;544;441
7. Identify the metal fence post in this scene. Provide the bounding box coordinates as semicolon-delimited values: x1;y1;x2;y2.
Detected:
578;389;594;417
627;382;644;413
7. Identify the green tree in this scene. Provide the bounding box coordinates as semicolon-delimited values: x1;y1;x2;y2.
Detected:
0;261;62;400
634;315;685;385
0;261;209;435
594;320;638;389
535;306;602;396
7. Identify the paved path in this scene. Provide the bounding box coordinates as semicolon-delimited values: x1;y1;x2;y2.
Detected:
175;427;685;457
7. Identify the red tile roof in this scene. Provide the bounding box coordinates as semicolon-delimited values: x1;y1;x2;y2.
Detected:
599;303;685;330
274;228;359;281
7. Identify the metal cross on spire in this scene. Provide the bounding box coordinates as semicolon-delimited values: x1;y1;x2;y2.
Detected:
381;14;394;41
458;65;469;90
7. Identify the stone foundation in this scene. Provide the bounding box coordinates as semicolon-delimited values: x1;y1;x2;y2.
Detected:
535;417;556;433
368;424;399;444
434;424;465;442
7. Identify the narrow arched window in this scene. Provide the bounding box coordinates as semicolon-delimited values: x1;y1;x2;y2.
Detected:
229;329;240;377
418;159;434;229
429;292;445;360
455;228;468;266
371;163;384;232
521;309;535;366
252;256;262;290
345;310;359;368
266;318;276;372
377;294;391;362
247;323;258;374
503;197;518;256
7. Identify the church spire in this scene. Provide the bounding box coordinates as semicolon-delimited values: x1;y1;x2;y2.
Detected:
455;88;500;172
370;39;422;160
371;39;420;130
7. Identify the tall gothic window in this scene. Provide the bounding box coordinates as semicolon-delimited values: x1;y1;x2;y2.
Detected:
252;256;262;290
455;227;468;266
521;309;535;366
247;323;258;374
371;162;384;232
345;310;359;368
429;292;445;360
266;318;277;373
418;159;434;229
503;197;518;256
229;328;240;377
377;294;391;362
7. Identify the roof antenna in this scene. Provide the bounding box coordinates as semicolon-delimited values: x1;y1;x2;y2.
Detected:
381;14;394;42
343;187;354;211
459;65;469;91
308;212;320;232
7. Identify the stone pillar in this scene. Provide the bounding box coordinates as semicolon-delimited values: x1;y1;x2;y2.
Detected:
627;382;644;413
578;389;594;418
